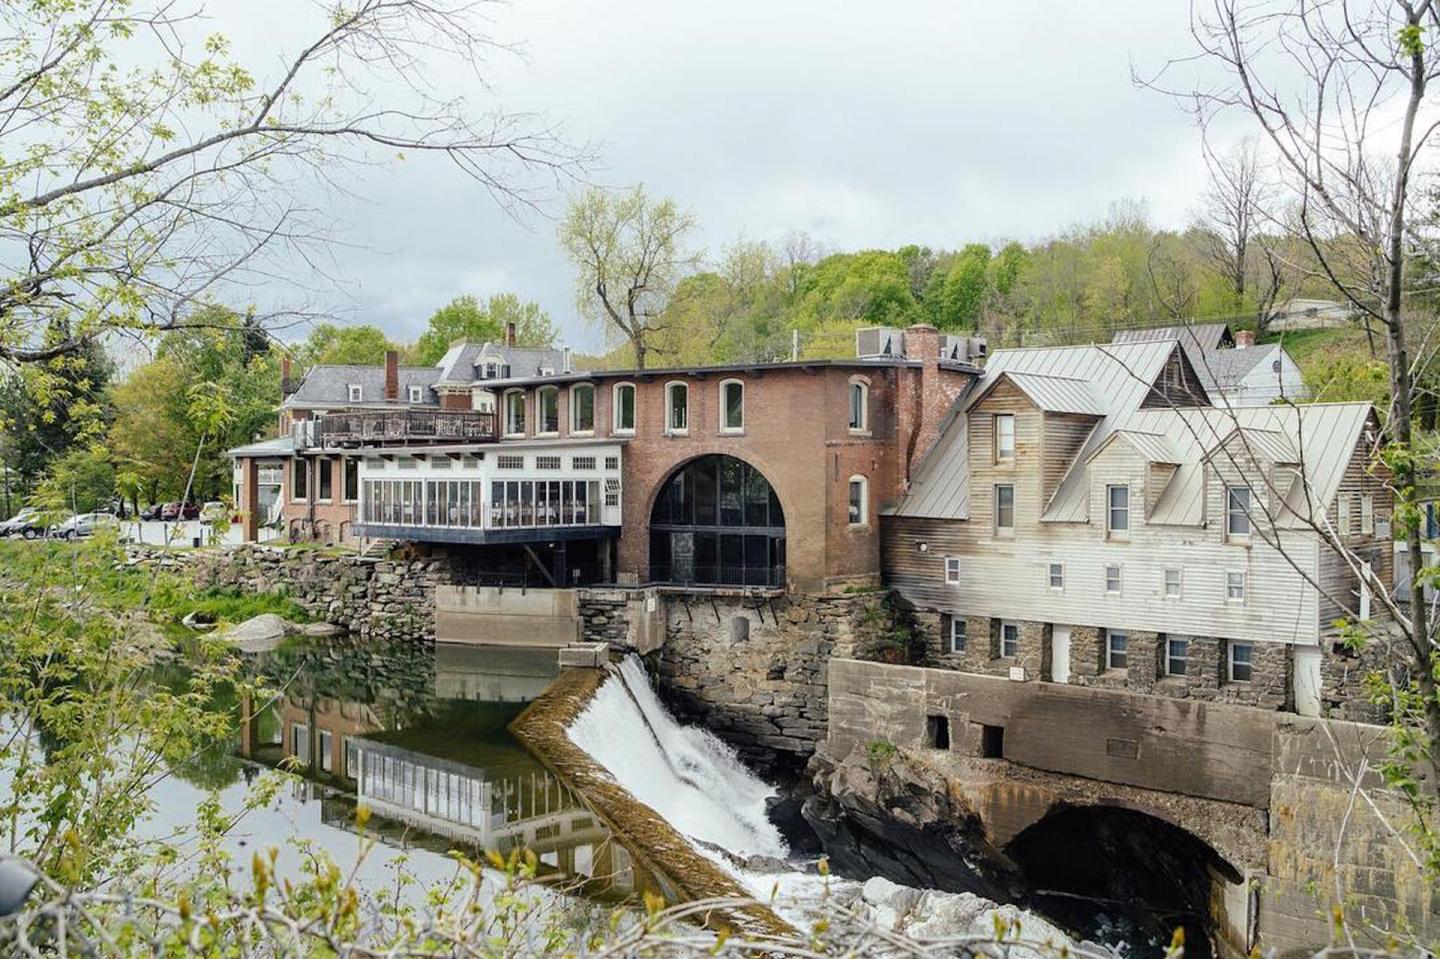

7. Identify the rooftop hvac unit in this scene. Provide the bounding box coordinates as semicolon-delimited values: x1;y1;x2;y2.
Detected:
940;335;989;364
855;326;905;359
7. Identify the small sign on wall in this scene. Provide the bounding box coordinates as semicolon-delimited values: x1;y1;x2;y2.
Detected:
1008;666;1026;682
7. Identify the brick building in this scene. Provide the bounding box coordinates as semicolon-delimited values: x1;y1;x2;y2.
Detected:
228;324;979;592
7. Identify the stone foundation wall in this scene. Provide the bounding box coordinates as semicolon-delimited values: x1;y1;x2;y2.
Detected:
129;544;449;642
651;589;899;770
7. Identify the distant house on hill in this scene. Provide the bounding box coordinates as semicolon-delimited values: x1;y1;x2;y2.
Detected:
1269;298;1355;331
1112;324;1305;407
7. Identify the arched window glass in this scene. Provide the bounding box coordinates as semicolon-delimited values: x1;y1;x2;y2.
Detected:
537;386;560;434
849;379;869;432
720;380;744;432
848;475;868;526
666;382;689;434
503;390;525;436
571;384;595;433
613;383;636;433
649;454;785;587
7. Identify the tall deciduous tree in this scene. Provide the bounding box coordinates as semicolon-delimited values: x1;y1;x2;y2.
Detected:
412;294;557;366
0;0;584;365
558;186;699;370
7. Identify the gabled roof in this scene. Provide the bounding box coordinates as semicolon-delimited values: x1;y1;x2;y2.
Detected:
1085;429;1180;466
283;365;442;408
1113;323;1233;368
971;370;1106;416
1207;426;1297;466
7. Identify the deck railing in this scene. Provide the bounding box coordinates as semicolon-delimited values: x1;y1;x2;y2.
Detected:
298;410;497;447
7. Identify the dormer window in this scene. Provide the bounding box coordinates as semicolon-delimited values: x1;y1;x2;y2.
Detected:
347;384;362;402
407;385;423;404
994;414;1015;463
481;359;502;380
1106;485;1130;539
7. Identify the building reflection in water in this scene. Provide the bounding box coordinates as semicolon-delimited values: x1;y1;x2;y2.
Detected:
237;636;668;901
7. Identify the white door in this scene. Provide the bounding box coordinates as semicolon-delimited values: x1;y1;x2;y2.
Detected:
1293;646;1322;717
1050;625;1072;684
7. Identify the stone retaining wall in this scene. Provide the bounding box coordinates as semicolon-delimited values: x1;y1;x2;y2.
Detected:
128;544;448;642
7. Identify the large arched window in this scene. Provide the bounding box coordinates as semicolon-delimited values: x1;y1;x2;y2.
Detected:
649;454;785;587
503;390;525;437
537;386;560;435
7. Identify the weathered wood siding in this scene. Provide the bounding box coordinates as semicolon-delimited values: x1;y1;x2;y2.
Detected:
1041;412;1095;505
1317;420;1394;634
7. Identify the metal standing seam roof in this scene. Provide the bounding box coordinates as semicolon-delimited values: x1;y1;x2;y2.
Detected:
985;371;1107;416
1085;429;1181;466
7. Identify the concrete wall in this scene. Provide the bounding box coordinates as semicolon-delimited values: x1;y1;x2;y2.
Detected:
435;585;580;647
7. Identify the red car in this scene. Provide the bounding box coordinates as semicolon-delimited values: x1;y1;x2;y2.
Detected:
159;501;200;521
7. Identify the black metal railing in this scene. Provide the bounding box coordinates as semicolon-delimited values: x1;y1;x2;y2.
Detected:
301;410;497;447
647;564;786;589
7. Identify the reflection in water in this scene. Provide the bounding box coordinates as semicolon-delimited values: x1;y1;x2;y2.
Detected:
237;636;671;903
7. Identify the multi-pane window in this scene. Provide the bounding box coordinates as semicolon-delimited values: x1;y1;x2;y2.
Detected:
1107;485;1129;535
291;459;308;500
613;384;636;433
1164;567;1182;597
994;414;1015;462
487;479;602;528
944;557;961;584
994;484;1015;532
408;385;423;403
1226;486;1252;537
604;478;621;507
348;384;362;402
848;476;868;526
535;455;562;470
1000;620;1019;658
1106;629;1128;670
721;381;744;432
849;380;869;432
1228;642;1253;682
1226;571;1246;602
571;384;595;433
1165;637;1189;677
504;390;525;436
949;617;967;653
1105;564;1122;593
537;387;560;434
572;456;597;470
1048;563;1064;589
1337;494;1352;534
497;454;524;470
605;456;619;470
667;382;689;433
1360;494;1374;536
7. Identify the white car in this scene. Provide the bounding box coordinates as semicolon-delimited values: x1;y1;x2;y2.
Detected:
49;512;120;539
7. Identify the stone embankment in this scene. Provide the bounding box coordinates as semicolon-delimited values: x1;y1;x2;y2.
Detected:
127;544;449;642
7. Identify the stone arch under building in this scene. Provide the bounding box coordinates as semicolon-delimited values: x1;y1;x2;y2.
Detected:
647;453;786;588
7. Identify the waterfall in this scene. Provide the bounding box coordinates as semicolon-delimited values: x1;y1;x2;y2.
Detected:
567;656;788;859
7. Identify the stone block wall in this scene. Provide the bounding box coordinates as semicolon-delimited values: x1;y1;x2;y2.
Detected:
128;544;448;642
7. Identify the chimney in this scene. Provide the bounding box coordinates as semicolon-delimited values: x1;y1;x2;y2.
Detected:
384;350;399;401
505;321;517;347
561;346;573;374
1234;329;1256;349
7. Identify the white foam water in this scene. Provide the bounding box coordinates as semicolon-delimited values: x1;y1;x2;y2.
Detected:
566;655;788;859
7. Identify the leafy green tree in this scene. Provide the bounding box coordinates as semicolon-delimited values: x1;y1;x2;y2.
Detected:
298;324;398;366
938;244;993;330
791;251;919;357
412;293;557;365
33;446;115;514
0;323;112;492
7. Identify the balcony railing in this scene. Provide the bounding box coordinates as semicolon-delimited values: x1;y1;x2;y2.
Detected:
648;564;787;589
298;410;497;448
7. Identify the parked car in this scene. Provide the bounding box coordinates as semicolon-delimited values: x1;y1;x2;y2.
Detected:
0;507;44;539
159;501;200;521
49;512;120;539
139;503;165;521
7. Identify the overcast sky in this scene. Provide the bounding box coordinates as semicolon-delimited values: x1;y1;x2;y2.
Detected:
215;1;1233;354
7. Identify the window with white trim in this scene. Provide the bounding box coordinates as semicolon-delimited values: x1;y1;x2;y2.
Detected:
1107;485;1129;537
1228;642;1253;682
1105;629;1128;670
994;414;1015;463
503;390;525;436
848;476;868;527
571;456;597;470
347;384;362;402
535;455;562;470
949;617;967;653
720;380;744;432
571;384;595;433
1360;494;1374;536
994;484;1015;534
1048;562;1064;590
666;382;688;433
291;459;308;501
1337;494;1351;535
1105;564;1122;594
496;454;524;470
1165;637;1189;677
342;459;359;503
537;386;560;435
1163;567;1182;598
944;557;961;585
1000;620;1019;658
848;379;869;433
613;383;636;434
1226;570;1246;602
1226;486;1252;538
407;385;423;403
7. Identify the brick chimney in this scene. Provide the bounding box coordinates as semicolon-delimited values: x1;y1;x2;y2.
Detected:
1234;329;1256;349
384;350;399;401
280;354;292;398
897;323;973;486
505;321;517;347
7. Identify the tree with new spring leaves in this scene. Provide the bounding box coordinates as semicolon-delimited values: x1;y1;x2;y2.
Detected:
0;0;585;366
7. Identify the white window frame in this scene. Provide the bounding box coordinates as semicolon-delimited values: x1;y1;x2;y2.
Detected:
949;617;967;654
1359;560;1373;621
407;385;423;404
1225;570;1246;603
347;384;363;402
1106;484;1130;538
570;383;596;435
1105;563;1122;594
1227;642;1253;683
1048;562;1064;590
342;458;359;504
536;385;560;436
1337;494;1352;535
1226;486;1252;540
994;413;1015;463
944;556;961;585
481;358;502;380
503;389;526;438
848;377;870;435
612;382;636;435
1164;637;1189;677
999;620;1020;659
994;483;1015;535
719;379;745;434
665;381;689;435
290;459;309;503
1360;494;1374;536
1163;566;1182;598
1105;629;1128;670
847;475;869;528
